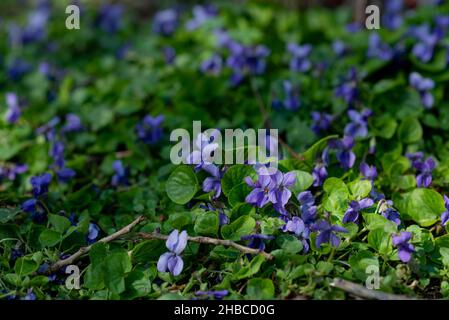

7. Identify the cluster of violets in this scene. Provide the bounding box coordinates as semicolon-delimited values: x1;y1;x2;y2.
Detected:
167;3;447;124
5;0;449;296
135;115;165;145
4;93;23;124
21;173;52;223
8;0;51;46
409;72;435;109
410;15;449;64
38;114;82;183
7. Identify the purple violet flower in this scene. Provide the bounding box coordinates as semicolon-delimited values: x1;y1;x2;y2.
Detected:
23;289;37;301
22;198;46;223
282;80;300;110
157;230;188;276
409;72;435;109
195;289;228;300
186;131;220;171
412;156;436;188
135;115;164;145
332;40;347;57
30;173;52;198
0;164;28;181
441;195;449;227
202;164;225;198
311;112;333;134
111;160;129;186
62;114;83;133
7;59;31;81
312;164;328;187
381;207;401;226
241;234;274;251
244;174;277;208
335;68;359;107
226;42;270;86
382;0;403;30
313;220;348;248
9;0;50;46
342;198;374;224
411;24;439;63
186;5;218;30
153;9;179;36
329;136;356;169
287;43;312;72
392;231;415;263
344;108;372;138
367;33;394;61
270;171;296;215
5;93;21;124
163;46;176;64
360;162;378;181
87;223;100;244
36;116;60;142
57;167;76;183
96;4;123;33
200;55;222;75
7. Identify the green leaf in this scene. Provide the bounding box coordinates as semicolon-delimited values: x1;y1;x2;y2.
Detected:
167;211;195;230
233;255;265;280
323;178;350;216
103;251;132;294
372;115;398;139
221;165;255;197
122;270;152;299
165;165;199;205
398;117;422;144
276;234;303;254
349;250;379;281
228;182;252;207
348;179;372;199
291;170;313;195
0;208;20;223
362;213;397;233
14;257;39;276
194;211;219;236
367;228;393;255
439;247;449;267
39;229;62;247
48;214;71;233
84;264;105;290
260;217;285;235
406;188;444;227
246;278;275;299
302;135;339;166
323;177;348;193
131;240;166;264
90;242;109;265
221;215;256;241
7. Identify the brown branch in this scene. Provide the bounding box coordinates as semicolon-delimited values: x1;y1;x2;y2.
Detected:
330;278;414;300
138;232;274;260
48;215;146;273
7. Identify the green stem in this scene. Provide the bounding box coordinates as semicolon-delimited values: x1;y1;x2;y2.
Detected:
327;248;336;262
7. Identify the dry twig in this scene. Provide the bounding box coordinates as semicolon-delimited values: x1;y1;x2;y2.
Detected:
138;232;274;260
48;215;146;273
331;278;414;300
